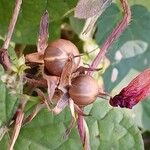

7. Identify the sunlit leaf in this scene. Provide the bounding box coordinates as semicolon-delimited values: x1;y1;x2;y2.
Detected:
86;100;144;150
0;0;78;44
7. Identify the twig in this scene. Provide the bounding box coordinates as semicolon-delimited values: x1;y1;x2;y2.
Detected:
77;114;91;150
77;113;85;146
0;0;22;71
24;76;47;88
2;0;22;50
8;99;26;150
87;0;131;76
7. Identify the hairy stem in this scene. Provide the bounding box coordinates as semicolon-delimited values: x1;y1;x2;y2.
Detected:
0;0;22;71
77;115;85;144
8;99;26;150
87;0;131;76
2;0;22;50
24;76;47;88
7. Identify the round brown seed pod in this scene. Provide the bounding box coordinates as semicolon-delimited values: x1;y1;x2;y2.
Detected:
44;39;80;76
69;74;99;106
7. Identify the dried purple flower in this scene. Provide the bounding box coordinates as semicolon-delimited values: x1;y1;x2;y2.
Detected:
110;68;150;109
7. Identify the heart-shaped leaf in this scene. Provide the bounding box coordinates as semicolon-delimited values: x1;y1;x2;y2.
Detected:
0;0;78;44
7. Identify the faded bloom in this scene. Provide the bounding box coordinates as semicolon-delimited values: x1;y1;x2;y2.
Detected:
109;68;150;109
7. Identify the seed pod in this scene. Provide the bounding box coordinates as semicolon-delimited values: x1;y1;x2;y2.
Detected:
69;74;99;106
44;39;80;76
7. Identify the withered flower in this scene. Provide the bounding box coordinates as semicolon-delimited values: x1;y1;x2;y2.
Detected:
110;68;150;109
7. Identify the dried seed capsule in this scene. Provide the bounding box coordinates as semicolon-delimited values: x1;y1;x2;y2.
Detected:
69;74;99;106
44;39;80;76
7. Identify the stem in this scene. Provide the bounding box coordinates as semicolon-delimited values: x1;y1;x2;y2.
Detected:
2;0;22;50
87;0;131;76
24;76;47;88
0;0;22;71
8;100;26;150
77;115;85;144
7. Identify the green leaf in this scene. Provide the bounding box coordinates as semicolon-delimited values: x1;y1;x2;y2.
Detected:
132;98;150;131
0;0;77;44
13;109;82;150
0;100;144;149
115;40;148;59
0;133;9;150
95;4;150;91
129;0;150;10
95;3;122;47
69;17;85;35
0;65;18;126
86;100;144;150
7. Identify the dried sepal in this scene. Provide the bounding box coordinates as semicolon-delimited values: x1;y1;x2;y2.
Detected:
110;68;150;109
25;11;49;64
77;114;91;150
9;109;24;150
47;78;58;103
52;93;69;114
43;69;59;103
25;52;44;64
69;98;76;119
83;118;90;150
37;10;49;53
58;55;74;92
75;0;112;19
34;88;51;111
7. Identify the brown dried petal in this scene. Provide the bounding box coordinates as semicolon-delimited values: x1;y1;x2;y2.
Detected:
52;93;69;114
37;10;49;53
58;55;74;92
110;68;150;109
75;0;112;19
25;52;44;64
